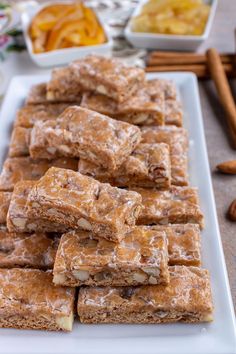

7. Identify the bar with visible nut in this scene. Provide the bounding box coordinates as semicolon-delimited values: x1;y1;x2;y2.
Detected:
14;103;71;128
26;167;143;242
141;125;188;186
25;83;48;105
53;226;169;287
0;268;75;331
70;55;145;102
77;266;213;324
165;99;183;126
0;227;58;269
29;106;141;170
46;67;83;103
78;143;171;189
132;186;204;229
145;79;177;100
9;127;31;157
0;191;11;225
81;89;165;126
153;224;201;266
0;156;78;191
7;181;70;233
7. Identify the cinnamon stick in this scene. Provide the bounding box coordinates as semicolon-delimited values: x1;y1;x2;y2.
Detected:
145;63;234;79
147;53;234;66
206;48;236;148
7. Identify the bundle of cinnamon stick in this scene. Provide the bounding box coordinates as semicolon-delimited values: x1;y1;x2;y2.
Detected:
146;51;236;78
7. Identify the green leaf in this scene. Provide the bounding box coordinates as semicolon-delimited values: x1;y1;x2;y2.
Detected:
6;29;23;37
6;43;26;52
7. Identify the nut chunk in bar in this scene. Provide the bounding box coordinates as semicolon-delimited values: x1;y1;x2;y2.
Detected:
0;269;75;331
78;143;171;189
29;106;141;170
78;266;213;324
0;156;78;191
70;55;145;102
132;186;204;229
0;191;12;225
7;181;70;233
53;226;169;287
153;224;201;266
27;167;142;242
0;228;58;269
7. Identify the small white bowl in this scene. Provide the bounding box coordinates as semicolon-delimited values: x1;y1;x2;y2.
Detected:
125;0;217;51
21;3;113;67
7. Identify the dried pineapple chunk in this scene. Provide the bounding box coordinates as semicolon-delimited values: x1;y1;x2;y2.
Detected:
131;0;211;35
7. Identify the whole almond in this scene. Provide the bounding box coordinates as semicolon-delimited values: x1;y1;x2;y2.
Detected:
228;199;236;221
216;160;236;174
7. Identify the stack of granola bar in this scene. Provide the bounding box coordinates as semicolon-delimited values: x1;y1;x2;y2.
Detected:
0;55;213;331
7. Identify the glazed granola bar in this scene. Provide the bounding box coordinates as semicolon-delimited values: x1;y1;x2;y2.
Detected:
145;79;177;100
132;186;204;229
0;156;78;191
29;106;141;170
27;167;142;242
0;191;11;224
70;55;145;102
9;127;31;157
77;266;213;324
0;227;58;269
153;224;201;266
81;89;165;126
0;268;75;331
7;181;70;233
53;226;169;287
165;99;183;126
25;83;48;105
141;126;189;186
46;67;83;102
14;103;71;128
78;143;171;189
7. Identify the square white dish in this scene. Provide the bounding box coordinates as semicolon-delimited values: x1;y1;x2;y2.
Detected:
125;0;218;51
0;72;236;354
21;3;112;67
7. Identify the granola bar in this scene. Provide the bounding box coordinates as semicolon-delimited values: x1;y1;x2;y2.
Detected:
9;127;31;157
165;99;183;126
81;89;165;126
141;126;189;186
29;106;141;170
26;167;142;242
53;226;169;287
0;227;58;269
153;224;201;266
70;55;145;102
78;143;171;189
14;103;71;128
25;83;48;105
0;191;11;224
131;186;204;229
46;66;83;102
145;79;177;100
0;268;75;331
77;266;213;324
0;156;78;191
7;181;70;233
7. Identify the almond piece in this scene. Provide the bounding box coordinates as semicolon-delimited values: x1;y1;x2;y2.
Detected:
228;199;236;221
216;160;236;174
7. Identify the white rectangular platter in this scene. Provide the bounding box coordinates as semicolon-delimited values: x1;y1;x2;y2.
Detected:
0;73;235;354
